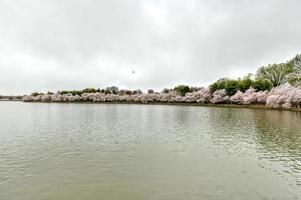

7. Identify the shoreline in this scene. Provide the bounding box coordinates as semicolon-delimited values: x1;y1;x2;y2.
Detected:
18;101;301;112
19;84;301;112
0;99;22;101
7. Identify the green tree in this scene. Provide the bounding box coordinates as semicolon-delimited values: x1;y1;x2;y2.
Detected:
104;88;112;94
224;80;241;96
288;54;301;86
174;85;191;96
251;79;272;91
106;86;119;94
147;89;154;94
125;90;133;95
31;92;44;96
256;63;293;87
59;90;83;95
161;88;170;93
135;89;143;94
238;74;253;92
210;78;244;96
82;88;98;93
209;78;228;94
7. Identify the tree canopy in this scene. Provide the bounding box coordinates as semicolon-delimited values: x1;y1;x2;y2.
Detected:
174;85;191;96
209;75;272;96
288;54;301;86
255;63;293;87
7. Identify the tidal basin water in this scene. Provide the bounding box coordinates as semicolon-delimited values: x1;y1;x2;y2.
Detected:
1;102;301;200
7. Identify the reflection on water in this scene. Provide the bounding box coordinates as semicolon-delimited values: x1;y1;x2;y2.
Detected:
0;102;301;200
253;111;301;185
208;108;301;184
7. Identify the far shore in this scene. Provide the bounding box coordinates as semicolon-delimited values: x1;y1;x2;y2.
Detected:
3;83;301;112
19;100;301;112
0;99;22;101
1;96;300;112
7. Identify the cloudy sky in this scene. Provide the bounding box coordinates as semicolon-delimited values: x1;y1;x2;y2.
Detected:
0;0;301;95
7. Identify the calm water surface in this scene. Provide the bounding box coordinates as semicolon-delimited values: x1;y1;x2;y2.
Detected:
1;102;301;200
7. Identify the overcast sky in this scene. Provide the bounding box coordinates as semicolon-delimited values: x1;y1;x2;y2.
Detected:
0;0;301;95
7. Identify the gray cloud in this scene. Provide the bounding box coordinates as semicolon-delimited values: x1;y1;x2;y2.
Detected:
0;0;301;94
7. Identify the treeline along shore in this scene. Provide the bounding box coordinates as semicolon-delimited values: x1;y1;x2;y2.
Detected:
22;84;301;110
17;54;301;111
0;95;23;101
